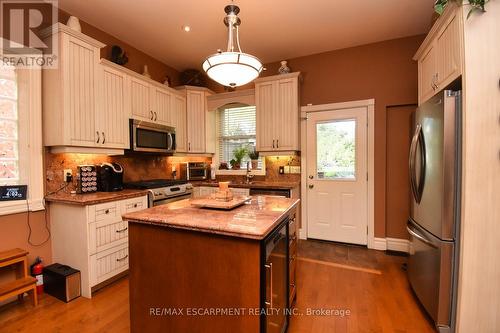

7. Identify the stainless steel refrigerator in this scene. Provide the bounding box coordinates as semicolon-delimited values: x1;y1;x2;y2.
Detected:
407;89;461;333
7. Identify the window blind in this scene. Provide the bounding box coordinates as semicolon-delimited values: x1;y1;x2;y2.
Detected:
217;105;261;169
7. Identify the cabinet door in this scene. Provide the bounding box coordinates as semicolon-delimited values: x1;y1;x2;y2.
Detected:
255;81;277;151
171;94;187;152
186;90;206;153
275;77;299;151
64;35;99;147
436;13;461;90
152;86;172;125
99;65;130;148
418;44;438;104
130;77;153;121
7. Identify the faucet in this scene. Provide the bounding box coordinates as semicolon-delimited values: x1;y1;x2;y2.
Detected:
246;161;254;184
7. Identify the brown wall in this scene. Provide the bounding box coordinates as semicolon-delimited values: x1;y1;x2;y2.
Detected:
262;35;424;237
386;105;416;239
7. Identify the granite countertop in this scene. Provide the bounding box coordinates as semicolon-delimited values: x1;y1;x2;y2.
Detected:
191;180;300;190
45;189;149;205
123;196;300;240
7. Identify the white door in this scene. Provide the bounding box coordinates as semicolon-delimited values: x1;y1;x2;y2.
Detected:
306;107;368;245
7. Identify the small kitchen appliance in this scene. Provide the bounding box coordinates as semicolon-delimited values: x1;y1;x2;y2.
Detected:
97;163;124;192
179;162;209;180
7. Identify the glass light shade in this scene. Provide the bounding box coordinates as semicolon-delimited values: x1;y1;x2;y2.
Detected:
203;52;263;87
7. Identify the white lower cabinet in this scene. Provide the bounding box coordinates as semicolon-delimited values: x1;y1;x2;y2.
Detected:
50;195;147;298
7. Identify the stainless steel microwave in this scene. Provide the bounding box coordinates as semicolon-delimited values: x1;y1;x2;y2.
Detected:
129;119;176;154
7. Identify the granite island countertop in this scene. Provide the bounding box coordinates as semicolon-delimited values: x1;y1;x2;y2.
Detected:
191;180;300;190
45;189;149;205
123;196;299;240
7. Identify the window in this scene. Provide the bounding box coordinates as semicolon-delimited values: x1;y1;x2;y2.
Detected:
216;104;265;175
0;58;44;215
0;63;19;183
316;119;356;179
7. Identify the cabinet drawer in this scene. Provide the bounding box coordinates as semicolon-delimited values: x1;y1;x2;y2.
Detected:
122;196;147;214
89;201;121;223
88;219;128;255
90;243;128;286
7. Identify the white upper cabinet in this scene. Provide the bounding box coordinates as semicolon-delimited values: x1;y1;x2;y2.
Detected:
130;76;175;126
171;94;187;152
130;76;152;121
255;72;300;152
98;61;130;149
176;86;215;154
414;4;463;105
42;23;105;148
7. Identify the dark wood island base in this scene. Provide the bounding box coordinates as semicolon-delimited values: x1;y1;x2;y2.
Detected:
125;197;299;333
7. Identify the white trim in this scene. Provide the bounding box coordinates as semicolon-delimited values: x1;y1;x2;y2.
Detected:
299;99;375;246
386;238;411;253
49;146;124;155
0;198;44;215
372;237;388;251
0;65;45;216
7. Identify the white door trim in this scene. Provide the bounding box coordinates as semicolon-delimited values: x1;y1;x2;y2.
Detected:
300;99;376;249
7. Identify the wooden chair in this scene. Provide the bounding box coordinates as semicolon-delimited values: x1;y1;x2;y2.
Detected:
0;248;37;306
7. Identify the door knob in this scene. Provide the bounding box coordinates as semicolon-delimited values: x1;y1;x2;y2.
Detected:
308;184;314;189
308;175;314;179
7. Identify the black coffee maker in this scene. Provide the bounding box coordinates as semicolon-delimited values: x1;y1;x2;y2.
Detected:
97;163;124;192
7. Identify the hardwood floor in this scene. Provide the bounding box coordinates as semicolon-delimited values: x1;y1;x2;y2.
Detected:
0;240;435;333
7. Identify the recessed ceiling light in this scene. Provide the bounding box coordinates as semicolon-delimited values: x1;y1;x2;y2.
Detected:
182;25;191;32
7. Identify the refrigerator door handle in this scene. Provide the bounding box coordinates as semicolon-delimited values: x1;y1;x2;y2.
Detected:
407;221;437;248
409;124;420;203
416;126;427;202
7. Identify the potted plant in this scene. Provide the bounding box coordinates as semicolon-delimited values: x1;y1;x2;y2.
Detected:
231;147;248;170
434;0;488;18
248;149;259;170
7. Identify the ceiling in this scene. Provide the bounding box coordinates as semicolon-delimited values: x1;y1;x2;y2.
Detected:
58;0;435;71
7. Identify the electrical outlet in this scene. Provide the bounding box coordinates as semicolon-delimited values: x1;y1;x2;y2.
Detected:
63;169;72;182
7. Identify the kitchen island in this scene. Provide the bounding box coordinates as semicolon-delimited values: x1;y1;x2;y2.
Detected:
123;196;299;333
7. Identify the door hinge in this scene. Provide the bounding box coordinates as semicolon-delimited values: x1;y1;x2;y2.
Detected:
366;173;368;181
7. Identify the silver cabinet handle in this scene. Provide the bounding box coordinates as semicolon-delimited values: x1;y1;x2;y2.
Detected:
96;131;100;143
102;132;105;144
154;112;157;121
276;139;279;148
265;263;273;308
116;254;129;262
116;227;128;233
150;110;154;120
188;142;191;151
272;140;275;149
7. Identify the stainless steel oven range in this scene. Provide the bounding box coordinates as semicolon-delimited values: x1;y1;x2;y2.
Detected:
124;179;192;207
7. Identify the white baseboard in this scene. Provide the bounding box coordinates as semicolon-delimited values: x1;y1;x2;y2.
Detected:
369;237;410;253
386;238;410;253
372;237;387;251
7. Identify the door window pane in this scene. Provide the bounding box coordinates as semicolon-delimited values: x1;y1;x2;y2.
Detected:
316;119;356;179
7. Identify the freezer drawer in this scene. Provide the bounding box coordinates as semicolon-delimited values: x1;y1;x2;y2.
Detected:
407;219;454;331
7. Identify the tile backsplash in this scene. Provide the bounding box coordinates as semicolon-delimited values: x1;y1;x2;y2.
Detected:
45;151;301;194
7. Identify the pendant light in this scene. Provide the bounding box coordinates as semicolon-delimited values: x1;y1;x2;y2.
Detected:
202;4;263;87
